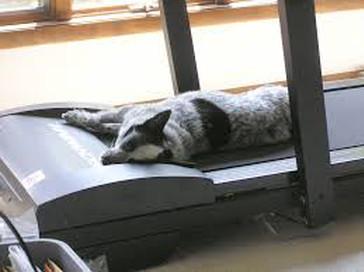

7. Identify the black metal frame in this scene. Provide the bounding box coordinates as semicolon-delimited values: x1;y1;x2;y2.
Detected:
160;0;334;226
159;0;200;94
277;0;333;227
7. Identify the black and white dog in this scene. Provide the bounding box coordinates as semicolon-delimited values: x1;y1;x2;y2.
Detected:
62;85;292;165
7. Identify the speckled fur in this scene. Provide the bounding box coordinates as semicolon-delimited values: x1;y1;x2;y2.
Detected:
62;85;292;163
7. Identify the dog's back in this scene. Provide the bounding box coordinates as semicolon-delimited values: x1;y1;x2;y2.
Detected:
154;85;291;159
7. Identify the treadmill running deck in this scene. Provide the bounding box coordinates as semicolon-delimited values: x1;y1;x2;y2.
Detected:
195;86;364;171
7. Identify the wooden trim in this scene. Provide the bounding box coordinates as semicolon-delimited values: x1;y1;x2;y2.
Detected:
0;0;363;28
48;0;72;21
2;0;364;49
73;5;129;17
71;0;230;17
314;0;364;13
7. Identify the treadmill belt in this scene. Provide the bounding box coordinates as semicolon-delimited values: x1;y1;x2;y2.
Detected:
196;86;364;171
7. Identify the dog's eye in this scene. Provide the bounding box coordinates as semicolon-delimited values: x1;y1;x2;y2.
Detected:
122;141;136;152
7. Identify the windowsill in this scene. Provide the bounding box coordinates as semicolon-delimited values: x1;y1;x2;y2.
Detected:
1;0;364;49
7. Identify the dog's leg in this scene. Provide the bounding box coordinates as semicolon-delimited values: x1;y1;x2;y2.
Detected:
62;109;122;135
97;123;121;135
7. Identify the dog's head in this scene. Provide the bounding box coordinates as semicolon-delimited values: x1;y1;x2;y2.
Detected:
101;109;173;165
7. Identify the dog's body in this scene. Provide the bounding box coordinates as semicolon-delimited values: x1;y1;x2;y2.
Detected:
62;85;292;164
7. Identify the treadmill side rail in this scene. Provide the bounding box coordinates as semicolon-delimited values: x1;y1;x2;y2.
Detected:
0;102;111;118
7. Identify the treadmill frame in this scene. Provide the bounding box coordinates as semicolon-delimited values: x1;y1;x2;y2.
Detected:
159;0;334;227
277;0;333;226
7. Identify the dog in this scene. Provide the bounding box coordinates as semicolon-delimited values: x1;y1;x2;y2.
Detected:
62;85;291;165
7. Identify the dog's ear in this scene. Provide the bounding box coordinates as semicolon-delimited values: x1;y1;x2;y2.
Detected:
141;110;171;133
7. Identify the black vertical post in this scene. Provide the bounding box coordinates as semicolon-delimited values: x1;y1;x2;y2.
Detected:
278;0;334;227
159;0;200;94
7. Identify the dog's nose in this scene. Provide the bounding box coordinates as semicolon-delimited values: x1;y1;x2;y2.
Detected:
101;149;117;165
101;154;113;165
100;149;128;165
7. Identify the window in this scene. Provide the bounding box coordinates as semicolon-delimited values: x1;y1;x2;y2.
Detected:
0;0;43;13
73;0;146;10
0;0;45;25
0;0;277;26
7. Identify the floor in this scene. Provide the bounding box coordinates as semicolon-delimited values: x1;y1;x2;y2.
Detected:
0;8;364;110
146;201;364;272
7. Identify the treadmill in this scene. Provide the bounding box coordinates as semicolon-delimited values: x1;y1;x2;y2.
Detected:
1;0;364;271
1;87;364;270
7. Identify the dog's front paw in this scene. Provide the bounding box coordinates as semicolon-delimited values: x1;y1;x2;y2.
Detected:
62;109;96;127
62;109;83;124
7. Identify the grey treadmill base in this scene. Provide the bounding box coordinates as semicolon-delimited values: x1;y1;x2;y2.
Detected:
0;86;364;271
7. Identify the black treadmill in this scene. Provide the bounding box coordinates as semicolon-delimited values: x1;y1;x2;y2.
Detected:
0;86;364;270
1;0;363;270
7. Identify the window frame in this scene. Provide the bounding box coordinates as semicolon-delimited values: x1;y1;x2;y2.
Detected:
0;0;270;26
1;0;363;27
0;0;363;48
0;8;47;26
71;0;233;16
0;0;73;25
47;0;72;20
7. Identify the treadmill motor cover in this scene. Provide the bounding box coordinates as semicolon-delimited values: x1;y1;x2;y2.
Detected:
0;115;215;233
